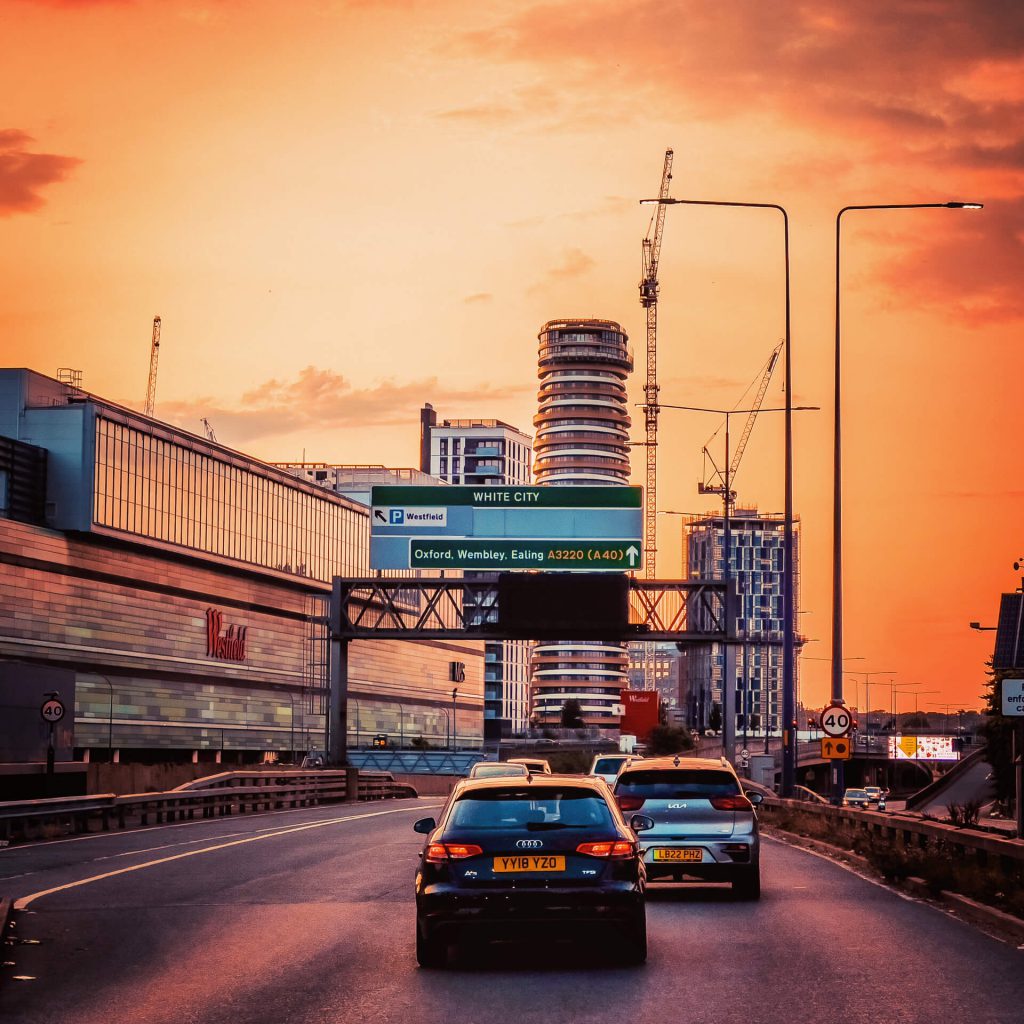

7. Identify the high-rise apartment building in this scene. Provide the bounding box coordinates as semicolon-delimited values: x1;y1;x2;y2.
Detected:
678;507;801;738
419;406;534;737
531;318;633;729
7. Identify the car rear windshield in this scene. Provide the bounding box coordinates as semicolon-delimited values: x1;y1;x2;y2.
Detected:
473;765;527;778
448;788;615;830
616;769;740;798
593;757;627;774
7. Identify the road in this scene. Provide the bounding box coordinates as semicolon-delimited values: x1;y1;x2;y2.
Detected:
1;797;1022;1023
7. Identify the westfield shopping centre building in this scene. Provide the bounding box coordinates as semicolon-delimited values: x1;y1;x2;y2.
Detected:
0;369;483;767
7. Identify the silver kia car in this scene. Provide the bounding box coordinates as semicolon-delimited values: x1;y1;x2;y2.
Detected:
613;756;763;900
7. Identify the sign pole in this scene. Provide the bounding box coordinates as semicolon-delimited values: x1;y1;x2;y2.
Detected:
1017;718;1023;839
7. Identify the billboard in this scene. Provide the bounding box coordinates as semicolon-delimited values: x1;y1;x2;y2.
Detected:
888;735;959;760
619;689;660;742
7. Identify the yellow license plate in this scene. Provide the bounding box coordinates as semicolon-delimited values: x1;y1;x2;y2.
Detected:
652;848;702;862
494;855;566;872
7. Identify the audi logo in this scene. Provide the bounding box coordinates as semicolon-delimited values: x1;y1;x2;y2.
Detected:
515;839;544;849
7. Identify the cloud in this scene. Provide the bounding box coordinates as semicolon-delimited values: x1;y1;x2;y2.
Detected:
549;247;595;279
463;292;493;304
155;366;532;445
875;196;1024;322
0;130;81;216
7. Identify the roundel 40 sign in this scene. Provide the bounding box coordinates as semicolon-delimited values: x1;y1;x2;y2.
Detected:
819;703;853;738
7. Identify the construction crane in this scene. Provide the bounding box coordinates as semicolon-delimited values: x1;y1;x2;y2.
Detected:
143;316;161;418
699;341;783;508
201;418;218;443
639;148;673;580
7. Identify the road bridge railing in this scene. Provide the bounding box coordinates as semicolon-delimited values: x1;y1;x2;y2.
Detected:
759;795;1023;903
0;769;417;843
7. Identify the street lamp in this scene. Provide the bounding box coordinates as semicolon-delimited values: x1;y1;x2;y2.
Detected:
830;200;983;725
969;621;997;631
657;403;818;767
845;670;896;735
642;194;796;796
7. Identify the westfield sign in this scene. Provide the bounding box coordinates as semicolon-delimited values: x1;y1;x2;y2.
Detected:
205;607;248;662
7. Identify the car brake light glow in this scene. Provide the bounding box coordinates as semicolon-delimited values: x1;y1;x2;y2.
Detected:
425;842;483;863
616;794;646;811
709;794;753;811
576;840;635;858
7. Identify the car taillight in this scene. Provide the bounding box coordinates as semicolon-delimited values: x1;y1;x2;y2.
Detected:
425;842;483;863
616;794;646;811
709;794;753;811
576;840;635;859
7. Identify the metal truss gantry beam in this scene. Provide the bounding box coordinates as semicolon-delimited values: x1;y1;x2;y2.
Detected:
329;576;734;643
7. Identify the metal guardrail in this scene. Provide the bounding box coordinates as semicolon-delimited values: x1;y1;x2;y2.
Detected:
759;796;1023;887
0;770;417;843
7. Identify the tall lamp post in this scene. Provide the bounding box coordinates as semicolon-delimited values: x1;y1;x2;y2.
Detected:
642;195;796;795
831;200;982;797
451;688;458;753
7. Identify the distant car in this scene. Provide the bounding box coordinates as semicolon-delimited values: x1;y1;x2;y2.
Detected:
589;754;640;786
613;756;762;899
863;786;885;804
506;757;552;774
842;788;871;809
412;774;652;967
468;762;530;780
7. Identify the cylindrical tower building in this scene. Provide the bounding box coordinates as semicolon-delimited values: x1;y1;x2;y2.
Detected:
531;318;633;729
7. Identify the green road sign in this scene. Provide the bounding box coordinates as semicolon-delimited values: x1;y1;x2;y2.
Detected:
409;539;642;571
373;485;641;509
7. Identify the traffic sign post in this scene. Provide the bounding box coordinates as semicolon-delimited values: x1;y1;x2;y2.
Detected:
820;703;853;737
999;679;1024;839
820;737;852;760
409;539;642;571
370;485;643;571
40;693;65;793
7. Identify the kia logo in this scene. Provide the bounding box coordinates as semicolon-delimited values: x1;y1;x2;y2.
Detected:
515;839;543;849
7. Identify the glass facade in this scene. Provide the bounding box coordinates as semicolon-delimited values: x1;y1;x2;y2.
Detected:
93;416;368;582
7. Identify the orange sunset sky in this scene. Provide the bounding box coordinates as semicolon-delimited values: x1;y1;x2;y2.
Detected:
2;0;1022;713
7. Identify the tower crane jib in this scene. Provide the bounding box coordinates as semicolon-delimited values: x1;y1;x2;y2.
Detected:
143;316;161;418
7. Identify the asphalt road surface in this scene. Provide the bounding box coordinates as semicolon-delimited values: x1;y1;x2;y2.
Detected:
1;797;1022;1024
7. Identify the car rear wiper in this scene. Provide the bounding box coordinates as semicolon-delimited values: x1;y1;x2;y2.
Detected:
524;821;586;830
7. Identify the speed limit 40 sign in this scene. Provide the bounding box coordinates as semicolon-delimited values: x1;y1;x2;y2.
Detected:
819;703;853;737
40;698;66;724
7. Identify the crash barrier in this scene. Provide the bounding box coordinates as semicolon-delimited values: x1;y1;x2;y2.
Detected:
758;796;1023;892
0;770;417;843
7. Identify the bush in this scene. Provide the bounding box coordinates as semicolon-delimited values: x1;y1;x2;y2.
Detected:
947;799;982;827
645;724;695;756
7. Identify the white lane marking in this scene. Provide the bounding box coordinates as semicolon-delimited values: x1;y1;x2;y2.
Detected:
14;803;442;911
1;797;424;852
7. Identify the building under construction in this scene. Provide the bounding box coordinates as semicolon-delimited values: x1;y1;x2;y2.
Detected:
677;507;801;738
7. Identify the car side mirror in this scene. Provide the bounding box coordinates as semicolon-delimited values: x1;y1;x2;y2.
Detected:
413;817;436;834
745;791;764;806
629;814;655;832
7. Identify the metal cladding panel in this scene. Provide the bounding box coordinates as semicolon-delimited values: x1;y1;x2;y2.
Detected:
993;592;1024;670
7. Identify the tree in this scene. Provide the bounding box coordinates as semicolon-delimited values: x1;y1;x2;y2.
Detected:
901;713;930;732
646;723;695;756
979;659;1015;808
560;698;585;728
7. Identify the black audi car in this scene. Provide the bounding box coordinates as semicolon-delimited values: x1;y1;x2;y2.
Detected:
413;774;652;967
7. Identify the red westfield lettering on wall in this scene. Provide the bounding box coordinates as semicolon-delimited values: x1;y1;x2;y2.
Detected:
205;607;248;661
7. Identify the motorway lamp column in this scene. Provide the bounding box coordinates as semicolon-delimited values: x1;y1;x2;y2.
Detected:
831;201;982;796
95;674;115;764
642;196;796;795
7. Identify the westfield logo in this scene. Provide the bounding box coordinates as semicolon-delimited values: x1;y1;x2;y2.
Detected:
205;607;248;662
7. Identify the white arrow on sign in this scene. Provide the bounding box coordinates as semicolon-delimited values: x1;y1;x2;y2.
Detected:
626;545;639;566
